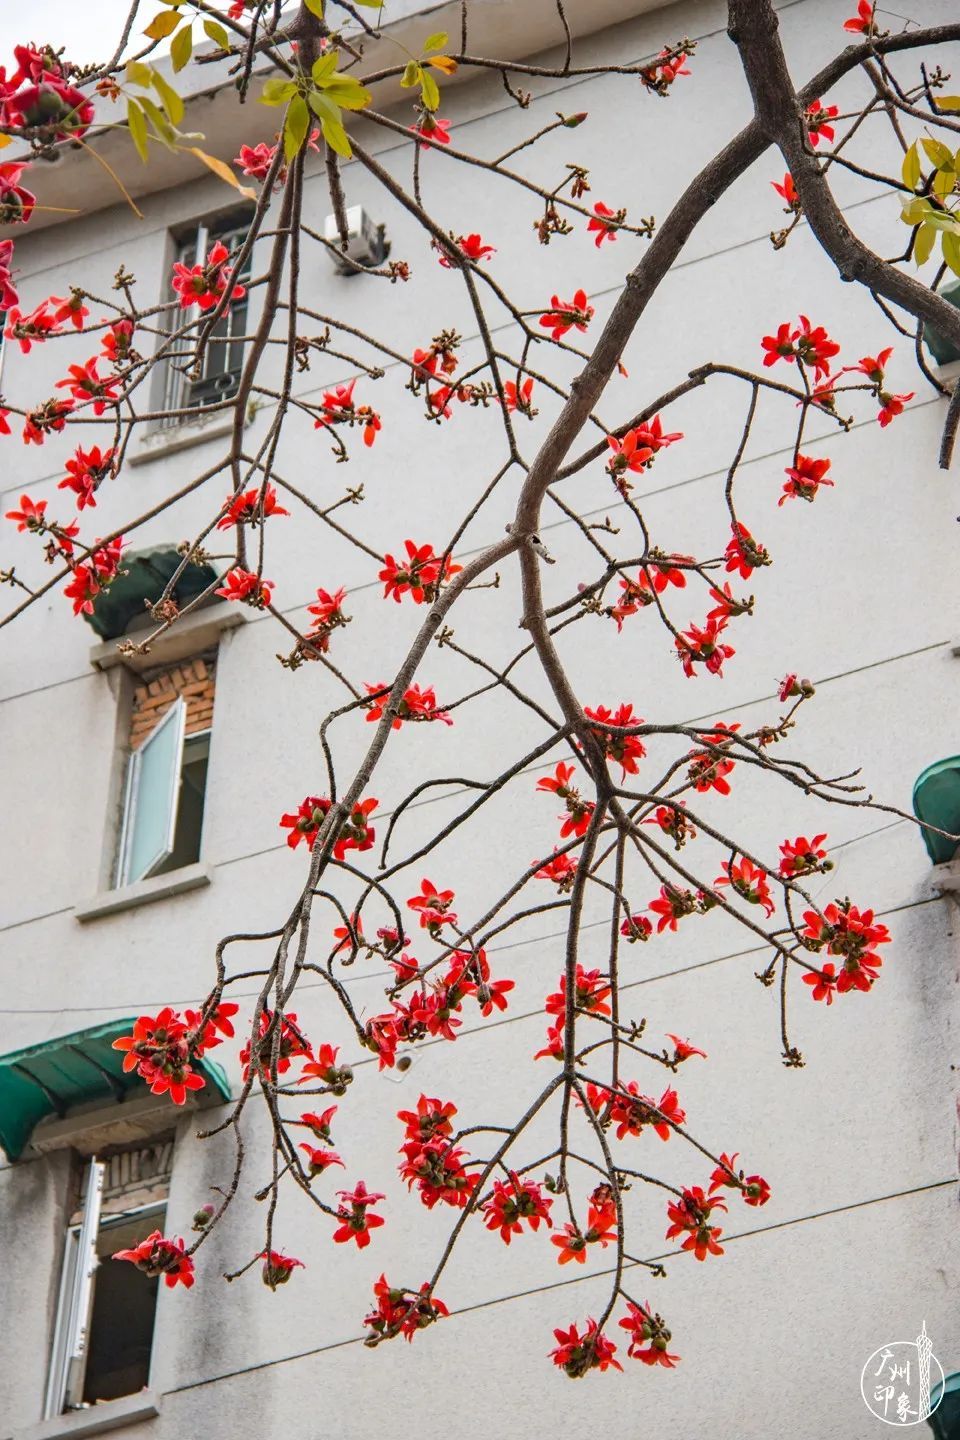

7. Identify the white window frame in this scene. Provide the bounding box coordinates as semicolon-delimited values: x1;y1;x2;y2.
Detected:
45;1159;103;1417
45;1160;166;1417
116;698;187;888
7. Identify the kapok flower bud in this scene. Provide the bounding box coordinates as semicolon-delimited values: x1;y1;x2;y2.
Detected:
192;1203;216;1231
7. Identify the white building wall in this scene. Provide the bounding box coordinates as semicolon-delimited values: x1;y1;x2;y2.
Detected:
1;1;959;1436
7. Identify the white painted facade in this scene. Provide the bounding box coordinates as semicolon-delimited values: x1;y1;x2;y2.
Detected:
1;2;959;1437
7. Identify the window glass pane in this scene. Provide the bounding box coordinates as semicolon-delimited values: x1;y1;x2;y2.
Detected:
121;700;185;884
153;731;209;878
81;1206;166;1406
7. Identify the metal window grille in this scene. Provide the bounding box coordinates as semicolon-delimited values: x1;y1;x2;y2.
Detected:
162;217;252;423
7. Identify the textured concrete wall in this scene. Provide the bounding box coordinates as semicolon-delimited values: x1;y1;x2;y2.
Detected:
1;0;959;1437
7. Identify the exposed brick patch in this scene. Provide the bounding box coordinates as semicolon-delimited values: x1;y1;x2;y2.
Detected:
129;649;217;749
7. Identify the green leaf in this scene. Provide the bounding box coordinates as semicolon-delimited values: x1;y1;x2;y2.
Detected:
150;69;185;125
283;93;310;161
170;23;193;72
305;0;324;14
144;10;181;39
419;67;440;112
400;60;421;89
203;19;230;50
127;99;149;162
261;77;297;106
942;229;960;277
922;136;953;169
901;141;921;192
320;116;352;156
915;222;937;266
320;78;372;111
308;90;341;126
423;31;448;52
125;60;153;87
352;0;383;8
312;50;339;82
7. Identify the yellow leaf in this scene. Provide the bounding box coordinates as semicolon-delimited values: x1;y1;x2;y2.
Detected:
428;56;458;75
170;24;193;73
150;69;185;125
419;68;440;111
185;146;257;200
127;99;149;162
901;141;921;192
914;222;936;267
144;10;181;39
935;95;960;111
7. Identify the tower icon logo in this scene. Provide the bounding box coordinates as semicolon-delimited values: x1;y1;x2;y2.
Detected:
861;1322;944;1426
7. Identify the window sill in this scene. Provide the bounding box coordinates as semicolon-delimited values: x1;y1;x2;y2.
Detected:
129;408;242;465
74;862;212;923
14;1392;160;1440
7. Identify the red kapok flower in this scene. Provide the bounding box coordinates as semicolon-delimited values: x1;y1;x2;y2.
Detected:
261;1251;305;1288
619;1300;680;1368
332;1180;386;1248
550;1319;622;1377
843;0;876;33
805;99;839;147
215;567;274;606
5;493;47;531
714;856;775;918
435;232;495;267
587;200;624;247
113;1230;195;1288
482;1173;553;1243
666;1033;707;1062
772;172;799;210
217;483;289;529
539;288;594;343
58;445;114;510
665;1186;726;1261
779;834;828;878
172;240;246;312
780;453;834;505
363;1275;448;1344
411;115;452;146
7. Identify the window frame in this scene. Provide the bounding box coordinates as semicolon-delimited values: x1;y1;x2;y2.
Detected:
116;697;187;887
45;1159;167;1418
162;211;253;423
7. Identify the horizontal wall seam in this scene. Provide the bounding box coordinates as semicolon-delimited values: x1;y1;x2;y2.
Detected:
156;1173;957;1399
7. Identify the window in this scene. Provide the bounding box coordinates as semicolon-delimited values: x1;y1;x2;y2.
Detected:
163;211;253;421
117;701;210;887
46;1142;172;1417
116;654;216;889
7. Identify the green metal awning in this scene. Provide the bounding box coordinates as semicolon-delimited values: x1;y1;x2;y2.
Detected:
0;1019;231;1161
913;757;960;865
83;546;220;641
923;278;960;368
